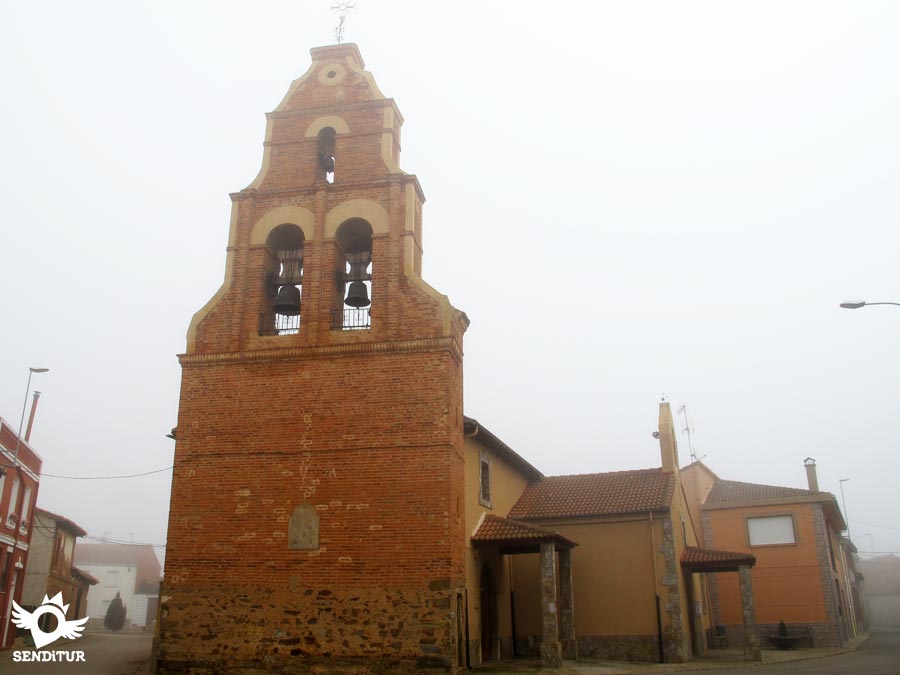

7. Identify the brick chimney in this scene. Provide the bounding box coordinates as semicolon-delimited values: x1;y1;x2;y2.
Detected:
804;457;819;492
658;402;680;474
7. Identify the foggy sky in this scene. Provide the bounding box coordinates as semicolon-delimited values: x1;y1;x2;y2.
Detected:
1;1;898;567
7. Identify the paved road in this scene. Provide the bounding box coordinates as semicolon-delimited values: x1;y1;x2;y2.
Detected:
0;631;152;675
674;627;900;675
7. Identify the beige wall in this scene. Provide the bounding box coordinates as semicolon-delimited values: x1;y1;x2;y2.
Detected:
511;516;666;638
463;435;532;662
680;464;717;547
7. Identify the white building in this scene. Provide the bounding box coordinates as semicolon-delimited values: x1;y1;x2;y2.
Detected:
73;543;161;628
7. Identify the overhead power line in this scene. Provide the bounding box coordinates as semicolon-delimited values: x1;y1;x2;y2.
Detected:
40;465;174;480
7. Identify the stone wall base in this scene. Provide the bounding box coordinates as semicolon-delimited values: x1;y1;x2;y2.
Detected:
716;622;840;649
513;635;658;663
156;655;451;675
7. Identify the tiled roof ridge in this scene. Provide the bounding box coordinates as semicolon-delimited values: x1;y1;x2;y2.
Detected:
509;467;675;520
542;467;663;480
712;478;826;496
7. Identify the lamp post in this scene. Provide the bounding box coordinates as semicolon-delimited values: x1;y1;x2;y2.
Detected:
838;478;850;539
839;300;900;309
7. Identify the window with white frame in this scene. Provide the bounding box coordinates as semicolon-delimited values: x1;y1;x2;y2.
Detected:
747;515;796;546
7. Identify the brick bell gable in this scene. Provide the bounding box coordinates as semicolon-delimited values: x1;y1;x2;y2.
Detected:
159;44;468;675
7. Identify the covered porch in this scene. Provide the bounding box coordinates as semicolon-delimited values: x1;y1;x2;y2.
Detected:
472;515;578;668
680;546;759;661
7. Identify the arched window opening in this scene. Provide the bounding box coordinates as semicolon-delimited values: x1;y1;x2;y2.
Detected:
317;127;336;184
260;224;304;335
332;218;372;330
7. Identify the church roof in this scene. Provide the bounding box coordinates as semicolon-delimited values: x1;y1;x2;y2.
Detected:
508;468;675;520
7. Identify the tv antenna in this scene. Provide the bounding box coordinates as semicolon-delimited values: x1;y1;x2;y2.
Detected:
331;2;356;44
677;404;704;463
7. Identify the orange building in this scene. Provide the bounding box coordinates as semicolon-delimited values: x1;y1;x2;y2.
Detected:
682;458;857;647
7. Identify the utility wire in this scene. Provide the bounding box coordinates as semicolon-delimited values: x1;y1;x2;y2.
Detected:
41;465;174;480
83;534;166;549
853;519;900;532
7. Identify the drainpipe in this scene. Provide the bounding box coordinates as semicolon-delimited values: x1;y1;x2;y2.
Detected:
649;513;664;663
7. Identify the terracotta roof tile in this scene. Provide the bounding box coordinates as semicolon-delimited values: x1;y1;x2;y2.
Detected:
706;479;825;504
472;515;576;548
681;546;756;571
508;468;675;520
35;508;87;537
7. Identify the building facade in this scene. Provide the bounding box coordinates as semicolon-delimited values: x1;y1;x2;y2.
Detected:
682;458;858;647
20;509;96;625
0;417;42;650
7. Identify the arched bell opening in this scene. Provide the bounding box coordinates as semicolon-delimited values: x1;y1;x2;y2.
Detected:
317;127;336;184
332;218;372;330
260;223;305;335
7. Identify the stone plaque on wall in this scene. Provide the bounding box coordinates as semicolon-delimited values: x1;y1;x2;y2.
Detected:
288;503;319;550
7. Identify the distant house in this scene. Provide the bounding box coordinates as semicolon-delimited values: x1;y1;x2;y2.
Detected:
20;508;97;625
681;458;859;647
0;416;42;650
73;543;162;629
859;554;900;629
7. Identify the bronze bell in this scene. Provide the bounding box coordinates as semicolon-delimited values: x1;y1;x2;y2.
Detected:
344;281;370;308
273;285;301;316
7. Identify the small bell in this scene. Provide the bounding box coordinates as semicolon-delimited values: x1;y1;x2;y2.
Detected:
273;285;301;316
344;281;370;308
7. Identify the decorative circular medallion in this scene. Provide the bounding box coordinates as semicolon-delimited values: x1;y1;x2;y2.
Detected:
318;63;347;86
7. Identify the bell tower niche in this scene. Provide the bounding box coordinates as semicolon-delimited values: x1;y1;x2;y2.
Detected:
160;44;470;675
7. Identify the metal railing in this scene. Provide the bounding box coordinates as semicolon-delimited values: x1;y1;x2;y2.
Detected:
331;307;370;330
259;312;301;336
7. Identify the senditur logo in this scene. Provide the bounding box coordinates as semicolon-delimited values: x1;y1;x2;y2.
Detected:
10;592;88;663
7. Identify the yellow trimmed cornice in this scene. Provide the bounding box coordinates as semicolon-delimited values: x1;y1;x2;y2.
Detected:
179;336;463;368
186;202;240;352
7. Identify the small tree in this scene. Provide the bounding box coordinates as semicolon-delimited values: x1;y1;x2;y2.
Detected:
777;619;789;637
104;592;127;632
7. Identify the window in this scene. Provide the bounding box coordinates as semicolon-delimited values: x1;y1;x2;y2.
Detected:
6;477;19;527
20;486;32;533
747;515;795;546
479;451;491;508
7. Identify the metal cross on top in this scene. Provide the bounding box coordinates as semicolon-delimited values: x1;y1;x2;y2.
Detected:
331;2;356;44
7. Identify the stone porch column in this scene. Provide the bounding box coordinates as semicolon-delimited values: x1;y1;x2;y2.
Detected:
540;542;562;667
559;547;577;660
738;564;761;661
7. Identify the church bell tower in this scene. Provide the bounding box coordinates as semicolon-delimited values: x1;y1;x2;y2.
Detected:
159;44;469;674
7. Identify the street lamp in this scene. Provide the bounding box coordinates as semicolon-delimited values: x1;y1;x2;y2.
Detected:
838;478;850;539
13;367;49;463
840;300;900;309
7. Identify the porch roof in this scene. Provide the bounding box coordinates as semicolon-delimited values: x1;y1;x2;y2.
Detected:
681;545;756;573
472;514;576;553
